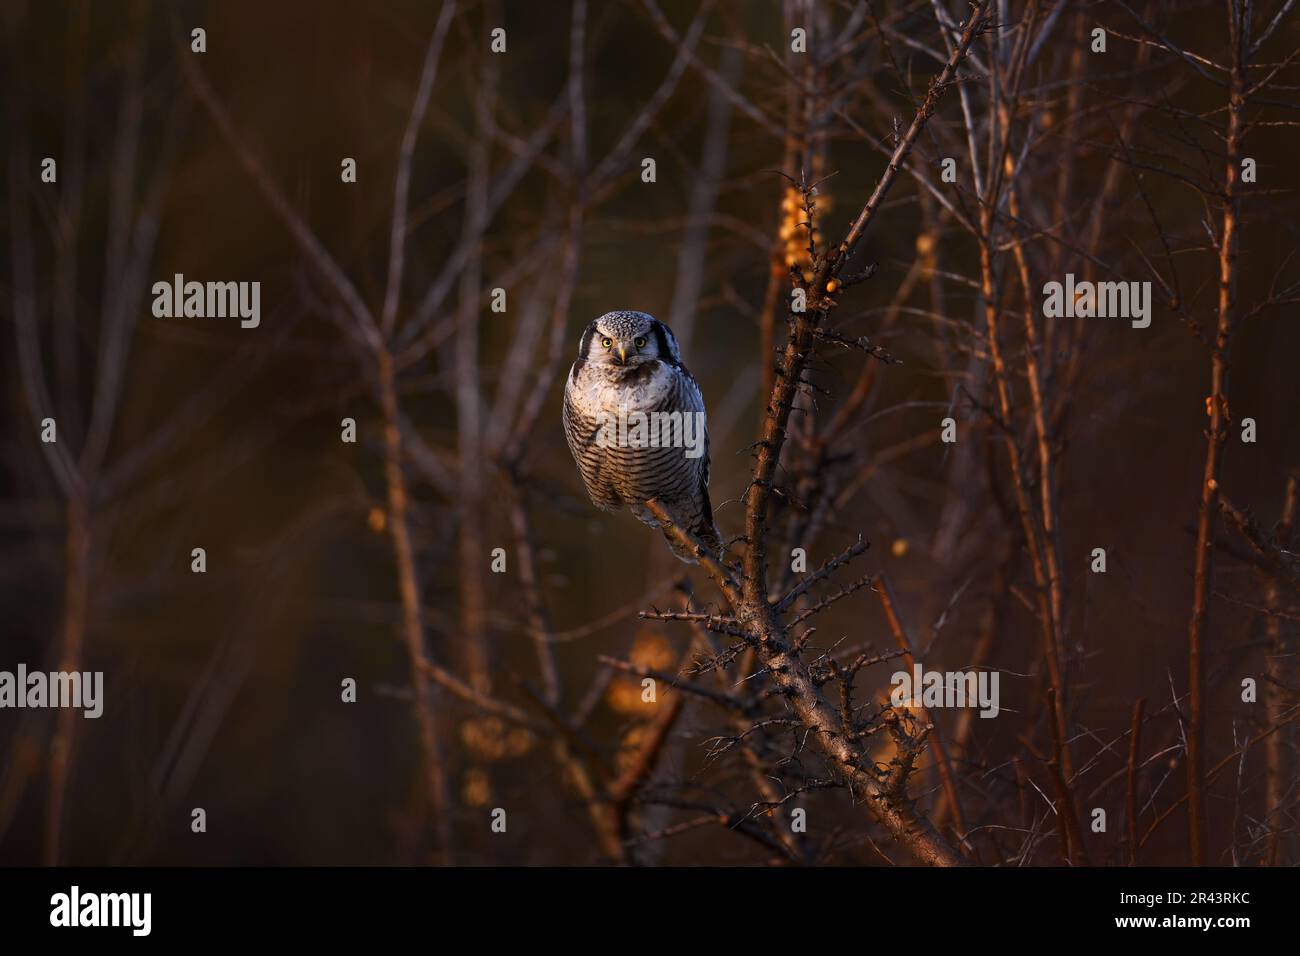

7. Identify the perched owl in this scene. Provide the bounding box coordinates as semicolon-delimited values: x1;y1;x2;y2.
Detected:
562;310;722;564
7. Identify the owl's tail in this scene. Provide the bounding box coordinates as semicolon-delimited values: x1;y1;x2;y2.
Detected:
650;493;723;566
658;517;720;565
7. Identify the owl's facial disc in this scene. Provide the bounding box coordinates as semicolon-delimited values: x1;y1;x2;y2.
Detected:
590;312;658;367
598;332;650;365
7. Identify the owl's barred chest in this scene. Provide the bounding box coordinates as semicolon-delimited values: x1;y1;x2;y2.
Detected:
569;361;691;417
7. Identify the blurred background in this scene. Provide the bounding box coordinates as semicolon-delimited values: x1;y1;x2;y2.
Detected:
2;0;1298;865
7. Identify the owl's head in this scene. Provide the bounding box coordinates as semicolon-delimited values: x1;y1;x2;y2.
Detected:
578;310;682;369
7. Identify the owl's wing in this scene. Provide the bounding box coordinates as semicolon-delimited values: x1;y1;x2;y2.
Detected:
561;363;581;451
671;362;721;557
674;362;710;485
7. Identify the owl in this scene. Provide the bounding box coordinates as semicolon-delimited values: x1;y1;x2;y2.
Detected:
562;310;722;564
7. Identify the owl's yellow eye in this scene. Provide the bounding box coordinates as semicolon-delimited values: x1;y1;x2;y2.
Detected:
601;337;613;349
633;336;647;348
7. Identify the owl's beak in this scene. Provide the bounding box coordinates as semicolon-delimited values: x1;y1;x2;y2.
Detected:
616;344;629;365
